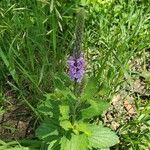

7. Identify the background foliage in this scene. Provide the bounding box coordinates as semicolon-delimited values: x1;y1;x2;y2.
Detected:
0;0;150;149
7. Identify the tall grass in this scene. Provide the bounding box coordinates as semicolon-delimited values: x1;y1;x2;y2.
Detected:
84;0;150;100
0;0;149;109
0;0;150;114
0;0;77;106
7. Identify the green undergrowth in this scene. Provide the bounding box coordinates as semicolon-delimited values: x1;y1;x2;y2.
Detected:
0;0;150;149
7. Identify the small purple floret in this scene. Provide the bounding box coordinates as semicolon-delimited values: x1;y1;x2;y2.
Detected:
68;54;85;82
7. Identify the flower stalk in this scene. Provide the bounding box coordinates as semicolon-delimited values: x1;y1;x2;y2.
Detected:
68;8;85;85
68;8;85;123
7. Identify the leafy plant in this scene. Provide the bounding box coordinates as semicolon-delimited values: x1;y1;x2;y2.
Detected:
36;76;119;150
35;7;119;149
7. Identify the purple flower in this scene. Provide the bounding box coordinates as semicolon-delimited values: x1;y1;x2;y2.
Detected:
68;54;85;82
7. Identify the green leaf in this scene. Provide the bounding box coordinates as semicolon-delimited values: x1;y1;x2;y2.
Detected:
54;77;66;91
0;48;18;83
74;122;91;135
88;125;119;149
81;77;98;101
60;134;88;150
98;82;110;97
38;105;53;116
81;100;109;119
60;120;73;131
38;97;60;118
47;140;57;150
59;105;73;130
50;0;54;12
36;120;58;140
59;105;70;120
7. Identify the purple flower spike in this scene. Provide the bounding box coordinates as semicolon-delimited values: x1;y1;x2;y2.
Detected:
68;54;85;83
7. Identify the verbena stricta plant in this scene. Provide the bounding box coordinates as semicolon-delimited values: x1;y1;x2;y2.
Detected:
36;8;119;150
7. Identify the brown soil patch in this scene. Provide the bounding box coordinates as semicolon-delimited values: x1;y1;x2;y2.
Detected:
0;89;34;140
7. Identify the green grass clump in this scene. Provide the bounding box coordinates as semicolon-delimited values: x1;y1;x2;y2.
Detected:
0;0;77;103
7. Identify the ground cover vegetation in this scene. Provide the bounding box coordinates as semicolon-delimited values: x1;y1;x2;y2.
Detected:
0;0;150;149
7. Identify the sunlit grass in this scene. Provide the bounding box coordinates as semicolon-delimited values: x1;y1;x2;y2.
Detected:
0;0;150;149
